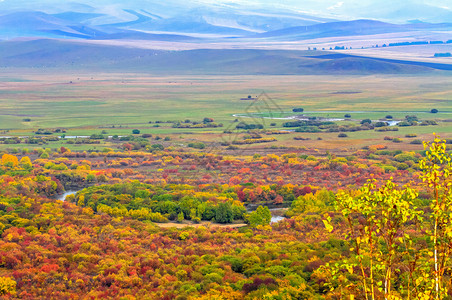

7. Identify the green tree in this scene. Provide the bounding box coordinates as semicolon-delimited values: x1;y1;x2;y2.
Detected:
19;156;32;170
247;205;271;227
40;151;49;159
177;212;185;223
215;202;233;224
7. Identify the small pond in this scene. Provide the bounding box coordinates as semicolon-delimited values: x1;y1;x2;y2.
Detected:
269;208;287;224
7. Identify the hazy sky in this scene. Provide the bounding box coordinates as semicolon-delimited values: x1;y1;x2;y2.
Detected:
198;0;452;8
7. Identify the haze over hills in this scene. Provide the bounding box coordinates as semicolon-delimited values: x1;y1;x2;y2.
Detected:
0;0;335;39
1;0;452;24
0;0;451;74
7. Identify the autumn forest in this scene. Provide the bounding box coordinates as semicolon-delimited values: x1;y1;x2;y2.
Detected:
0;132;450;299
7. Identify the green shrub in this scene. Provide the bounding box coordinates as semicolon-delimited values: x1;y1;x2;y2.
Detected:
188;142;206;149
383;165;397;173
410;139;423;144
397;163;409;170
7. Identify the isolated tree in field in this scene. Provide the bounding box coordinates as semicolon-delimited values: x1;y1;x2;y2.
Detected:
405;115;418;122
430;108;438;113
375;121;388;127
132;129;140;134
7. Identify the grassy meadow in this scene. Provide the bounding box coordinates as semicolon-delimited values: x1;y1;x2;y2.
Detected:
1;70;451;153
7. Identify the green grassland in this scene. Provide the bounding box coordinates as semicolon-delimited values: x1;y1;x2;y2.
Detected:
0;71;451;152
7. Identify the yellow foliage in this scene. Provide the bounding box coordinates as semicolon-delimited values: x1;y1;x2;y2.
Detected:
1;154;19;168
287;158;300;165
188;286;242;300
82;207;94;216
256;224;272;231
77;195;85;206
0;277;16;296
265;154;280;162
19;156;32;169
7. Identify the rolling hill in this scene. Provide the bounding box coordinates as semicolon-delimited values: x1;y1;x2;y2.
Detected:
0;0;451;74
255;19;452;40
0;39;449;74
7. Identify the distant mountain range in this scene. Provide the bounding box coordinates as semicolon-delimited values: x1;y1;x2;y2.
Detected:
0;0;451;74
264;19;452;36
1;0;452;25
0;0;334;39
1;0;451;40
1;9;451;42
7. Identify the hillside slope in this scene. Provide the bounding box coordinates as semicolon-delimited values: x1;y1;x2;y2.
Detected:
1;39;448;74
